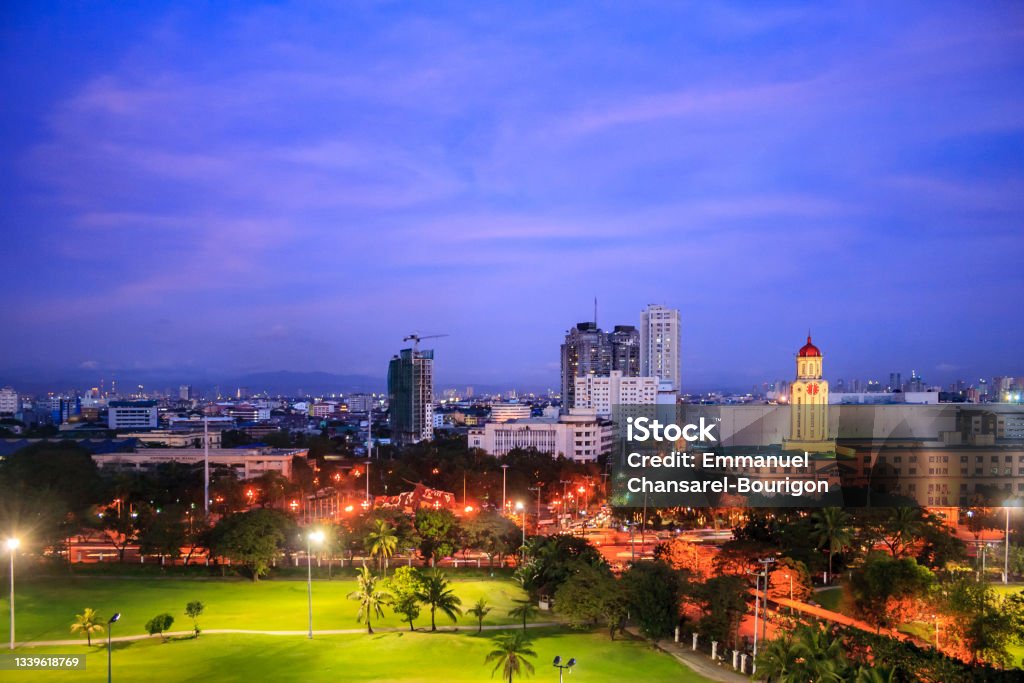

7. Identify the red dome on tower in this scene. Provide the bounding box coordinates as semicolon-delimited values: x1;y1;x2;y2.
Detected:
798;334;821;358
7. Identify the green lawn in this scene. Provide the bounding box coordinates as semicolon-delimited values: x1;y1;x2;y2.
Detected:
5;629;709;682
814;587;843;612
2;575;529;643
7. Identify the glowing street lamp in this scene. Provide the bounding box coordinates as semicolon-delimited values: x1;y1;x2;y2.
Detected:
306;530;325;639
6;537;19;650
515;501;526;556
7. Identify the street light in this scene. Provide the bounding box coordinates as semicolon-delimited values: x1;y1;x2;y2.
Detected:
1004;498;1019;584
306;530;325;639
553;656;576;682
514;502;525;557
6;537;19;650
107;612;120;683
501;464;509;513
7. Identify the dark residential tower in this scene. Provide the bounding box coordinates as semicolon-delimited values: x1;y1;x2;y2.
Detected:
388;348;434;446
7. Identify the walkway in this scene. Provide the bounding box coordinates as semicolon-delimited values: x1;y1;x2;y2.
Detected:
624;627;749;683
14;622;561;648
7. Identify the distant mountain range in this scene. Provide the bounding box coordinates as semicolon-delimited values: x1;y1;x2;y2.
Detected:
0;367;537;397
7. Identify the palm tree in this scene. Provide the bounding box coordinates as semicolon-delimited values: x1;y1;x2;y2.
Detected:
70;608;105;646
793;623;847;682
507;599;539;631
366;519;398;576
347;565;390;634
811;507;853;581
415;569;462;631
469;597;492;633
484;631;537;683
883;507;924;558
755;634;802;682
853;665;899;682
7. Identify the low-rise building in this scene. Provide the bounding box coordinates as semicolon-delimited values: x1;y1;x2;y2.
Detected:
573;371;658;417
468;409;613;462
92;447;307;479
119;430;221;448
108;400;158;429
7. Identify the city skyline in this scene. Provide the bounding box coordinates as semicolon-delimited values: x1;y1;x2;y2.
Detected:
2;2;1023;390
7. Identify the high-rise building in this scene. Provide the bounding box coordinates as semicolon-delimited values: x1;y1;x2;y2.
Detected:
560;323;611;409
179;385;193;401
640;304;681;391
388;348;435;446
609;325;640;376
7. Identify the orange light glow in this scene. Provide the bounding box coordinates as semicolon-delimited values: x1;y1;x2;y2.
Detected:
344;505;354;513
464;505;474;513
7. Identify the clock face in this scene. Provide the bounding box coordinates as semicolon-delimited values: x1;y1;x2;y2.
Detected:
806;383;820;396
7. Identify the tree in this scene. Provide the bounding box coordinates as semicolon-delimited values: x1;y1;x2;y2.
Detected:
755;632;802;682
811;507;854;581
622;561;681;639
508;599;539;631
484;631;537;683
348;564;389;634
97;503;142;562
415;569;462;631
70;608;104;646
794;622;848;681
469;597;492;634
692;575;748;650
553;564;617;630
757;622;848;683
209;509;291;581
414;508;458;566
462;511;519;567
138;505;187;562
554;565;627;639
522;534;607;598
145;613;175;641
767;557;812;603
387;566;424;632
366;518;398;575
185;601;204;637
940;577;1024;667
880;507;925;558
849;554;934;631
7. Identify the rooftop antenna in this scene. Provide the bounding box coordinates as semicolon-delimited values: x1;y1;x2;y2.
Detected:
594;296;598;328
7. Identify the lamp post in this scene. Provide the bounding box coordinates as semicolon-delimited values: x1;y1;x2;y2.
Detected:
514;502;525;558
552;655;576;682
758;557;775;644
1004;499;1016;584
107;612;120;683
501;464;509;513
6;537;19;650
306;530;325;639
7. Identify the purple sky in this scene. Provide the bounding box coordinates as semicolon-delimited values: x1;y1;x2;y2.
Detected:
2;2;1023;392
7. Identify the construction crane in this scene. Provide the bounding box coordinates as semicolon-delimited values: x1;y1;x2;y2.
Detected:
403;333;448;351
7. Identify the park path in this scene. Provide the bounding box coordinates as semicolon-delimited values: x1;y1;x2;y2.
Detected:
623;627;749;683
12;622;561;648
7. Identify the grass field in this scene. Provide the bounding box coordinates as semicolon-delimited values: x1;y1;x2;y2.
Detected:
3;629;709;682
2;574;529;643
0;574;713;681
814;587;843;612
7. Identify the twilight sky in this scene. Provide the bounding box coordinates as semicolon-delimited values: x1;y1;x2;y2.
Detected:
2;2;1023;392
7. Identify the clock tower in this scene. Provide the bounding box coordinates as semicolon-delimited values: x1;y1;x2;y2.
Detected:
784;334;834;454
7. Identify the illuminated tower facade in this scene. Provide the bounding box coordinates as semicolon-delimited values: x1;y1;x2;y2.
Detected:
784;334;834;453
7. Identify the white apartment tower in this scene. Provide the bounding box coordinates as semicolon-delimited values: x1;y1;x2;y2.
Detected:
640;304;681;391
